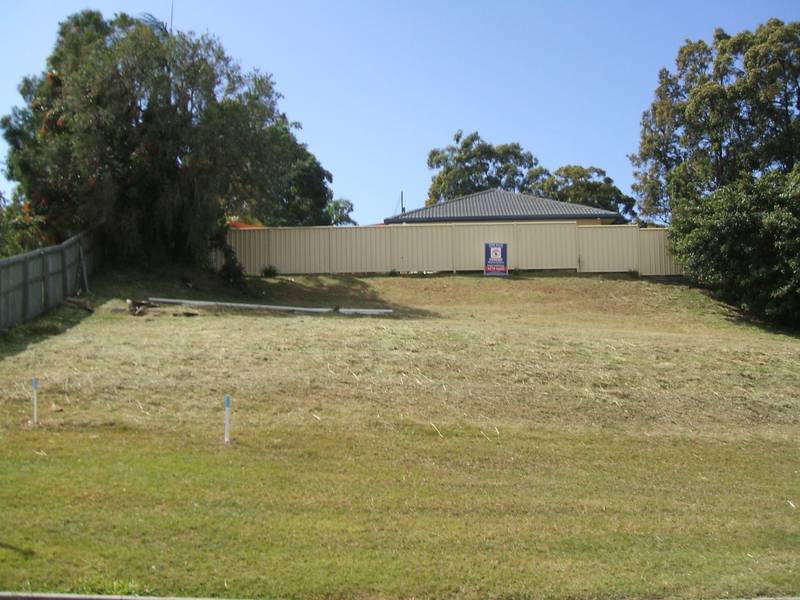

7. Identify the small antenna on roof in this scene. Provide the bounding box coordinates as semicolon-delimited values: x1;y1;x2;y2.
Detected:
401;191;405;214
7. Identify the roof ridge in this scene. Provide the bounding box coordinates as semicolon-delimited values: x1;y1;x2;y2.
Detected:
437;187;497;205
390;188;497;220
384;188;621;223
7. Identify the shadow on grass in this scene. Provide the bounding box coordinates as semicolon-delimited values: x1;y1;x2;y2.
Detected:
626;273;800;339
247;273;437;319
1;267;439;362
0;301;94;362
95;268;444;320
96;267;437;317
702;291;800;339
0;541;36;558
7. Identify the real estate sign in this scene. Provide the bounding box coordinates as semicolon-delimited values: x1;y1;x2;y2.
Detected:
484;243;508;276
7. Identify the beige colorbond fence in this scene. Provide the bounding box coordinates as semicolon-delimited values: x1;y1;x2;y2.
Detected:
221;222;682;277
637;228;682;276
0;232;101;330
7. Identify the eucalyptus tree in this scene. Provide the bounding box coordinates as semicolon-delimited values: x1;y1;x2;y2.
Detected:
426;130;632;216
425;130;550;205
541;165;635;216
630;18;800;220
631;19;800;325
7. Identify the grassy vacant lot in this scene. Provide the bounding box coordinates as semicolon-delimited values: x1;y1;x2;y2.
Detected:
1;269;799;599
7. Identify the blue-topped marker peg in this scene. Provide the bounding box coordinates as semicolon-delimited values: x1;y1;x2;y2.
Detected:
223;395;231;444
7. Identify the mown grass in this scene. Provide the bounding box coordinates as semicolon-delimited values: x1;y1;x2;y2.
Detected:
1;269;799;599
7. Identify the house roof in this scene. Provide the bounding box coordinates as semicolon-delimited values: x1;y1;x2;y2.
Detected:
228;220;263;229
384;188;623;224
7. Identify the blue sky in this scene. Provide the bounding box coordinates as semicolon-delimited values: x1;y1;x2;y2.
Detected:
1;1;798;225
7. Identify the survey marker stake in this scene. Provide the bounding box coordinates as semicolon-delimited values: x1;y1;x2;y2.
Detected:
32;378;38;425
224;395;231;444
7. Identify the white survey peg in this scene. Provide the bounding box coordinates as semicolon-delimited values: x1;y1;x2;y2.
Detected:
224;395;231;444
31;378;38;424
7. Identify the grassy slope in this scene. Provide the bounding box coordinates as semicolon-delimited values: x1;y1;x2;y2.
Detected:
1;269;798;599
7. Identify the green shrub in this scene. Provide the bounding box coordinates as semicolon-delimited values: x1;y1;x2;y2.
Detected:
213;240;246;290
671;169;800;326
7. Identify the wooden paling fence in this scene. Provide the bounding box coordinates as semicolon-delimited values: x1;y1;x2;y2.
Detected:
217;222;682;277
0;232;101;330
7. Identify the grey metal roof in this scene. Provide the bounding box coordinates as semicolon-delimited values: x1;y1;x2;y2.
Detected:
384;188;623;224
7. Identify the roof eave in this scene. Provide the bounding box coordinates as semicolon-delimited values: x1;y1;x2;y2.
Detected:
384;214;623;225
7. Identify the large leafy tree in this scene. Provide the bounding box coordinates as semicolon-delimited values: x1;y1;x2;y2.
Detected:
542;165;635;215
425;130;549;205
633;19;800;325
1;10;339;264
630;19;800;221
426;130;631;216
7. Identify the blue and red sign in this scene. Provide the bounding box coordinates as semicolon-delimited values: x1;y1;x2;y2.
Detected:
484;243;508;276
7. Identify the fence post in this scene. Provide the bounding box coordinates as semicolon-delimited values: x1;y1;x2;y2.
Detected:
78;243;90;293
61;245;69;299
0;262;4;329
41;250;49;309
22;255;30;320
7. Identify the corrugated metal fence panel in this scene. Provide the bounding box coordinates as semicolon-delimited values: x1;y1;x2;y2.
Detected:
305;228;332;274
639;228;682;276
268;229;298;273
516;222;577;269
393;225;455;272
230;228;267;275
269;228;329;274
451;224;513;271
329;226;392;273
224;222;684;277
577;225;639;273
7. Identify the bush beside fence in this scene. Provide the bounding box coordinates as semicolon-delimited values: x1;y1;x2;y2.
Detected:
0;232;101;330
